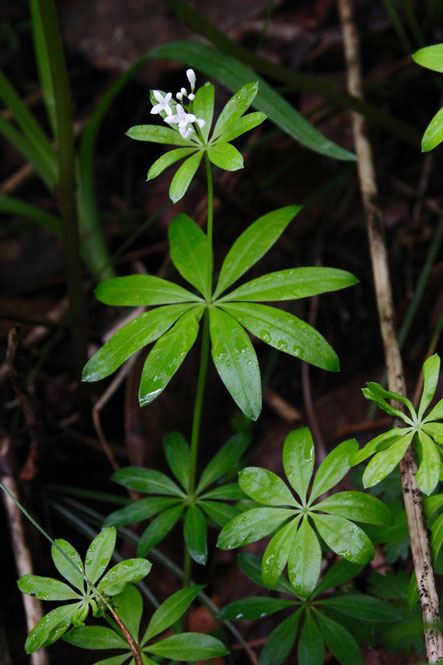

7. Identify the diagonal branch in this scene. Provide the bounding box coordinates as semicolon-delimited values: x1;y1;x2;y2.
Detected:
337;0;443;661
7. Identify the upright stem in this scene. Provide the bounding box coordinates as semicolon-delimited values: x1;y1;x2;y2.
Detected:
337;0;442;660
183;156;214;588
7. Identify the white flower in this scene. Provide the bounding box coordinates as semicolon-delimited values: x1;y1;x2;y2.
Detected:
195;117;206;128
150;90;173;116
176;91;183;101
188;93;195;101
186;68;196;91
164;104;197;138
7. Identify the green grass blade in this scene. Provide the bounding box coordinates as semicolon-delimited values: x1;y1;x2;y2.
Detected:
30;0;57;133
0;195;61;234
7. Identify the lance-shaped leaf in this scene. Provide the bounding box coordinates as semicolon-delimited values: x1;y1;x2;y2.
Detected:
18;575;81;601
142;585;204;644
288;518;322;598
168;214;209;296
207;142;243;171
111;467;185;497
259;610;301;665
217;507;294;549
200;499;238;526
88;653;129;665
214;205;301;299
362;383;414;423
113;585;143;641
310;439;358;502
350;428;405;466
313;514;374;564
200;482;247;501
315;491;393;525
139;309;202;406
82;304;194;382
421;107;443;152
209;307;261;420
212;81;259;139
192;82;214;141
51;540;84;592
283;426;315;504
145;633;228;660
217;111;266;142
97;558;152;596
425;398;443;422
239;467;298;506
431;512;443;559
363;432;414;488
126;124;195;146
223;302;339;372
220;267;358;302
238;552;294;594
218;596;296;621
184;505;207;564
104;497;180;528
416;429;441;496
25;604;79;653
418;354;440;419
64;626;128;650
423;422;443;443
413;44;443;72
313;560;363;597
147;147;196;180
318;594;402;621
297;611;324;665
314;611;362;665
95;275;200;306
138;504;185;557
262;517;300;589
85;528;116;585
196;431;251;494
169;151;203;202
163;431;191;491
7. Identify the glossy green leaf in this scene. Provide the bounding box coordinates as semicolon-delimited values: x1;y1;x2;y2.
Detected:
84;528;116;585
25;604;78;653
163;431;191;491
199;500;239;526
423;422;443;444
137;504;185;557
314;610;363;665
95;275;200;307
113;585;143;641
413;44;443;72
315;491;393;525
310;439;358;502
214;205;301;299
223;302;339;372
259;610;301;665
152;41;355;161
184;505;207;564
283;427;315;504
51;540;84;592
139;310;202;406
192;82;214;141
422;106;443;151
18;575;81;601
169;151;203;202
431;512;443;559
425;398;443;422
297;611;324;665
362;383;414;423
147;147;196;180
209;307;261;420
90;655;129;665
319;594;402;621
217;111;266;142
146;633;228;660
126;124;194;146
350;428;405;466
82;304;193;382
288;517;322;598
238;552;294;594
313;514;374;564
262;517;300;588
104;497;179;528
168;213;209;296
64;626;128;650
239;467;298;506
111;467;185;497
212;81;259;138
313;560;363;596
207;142;243;171
196;431;251;494
424;493;443;518
217;507;294;549
221;267;358;302
200;482;247;501
363;432;413;488
0;195;60;234
97;558;152;596
142;586;204;644
418;354;440;419
218;596;296;621
416;430;441;496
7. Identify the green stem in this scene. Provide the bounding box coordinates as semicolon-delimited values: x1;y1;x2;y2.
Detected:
205;154;214;300
37;0;88;373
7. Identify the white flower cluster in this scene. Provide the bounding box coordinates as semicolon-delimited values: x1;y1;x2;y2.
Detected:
150;68;206;140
